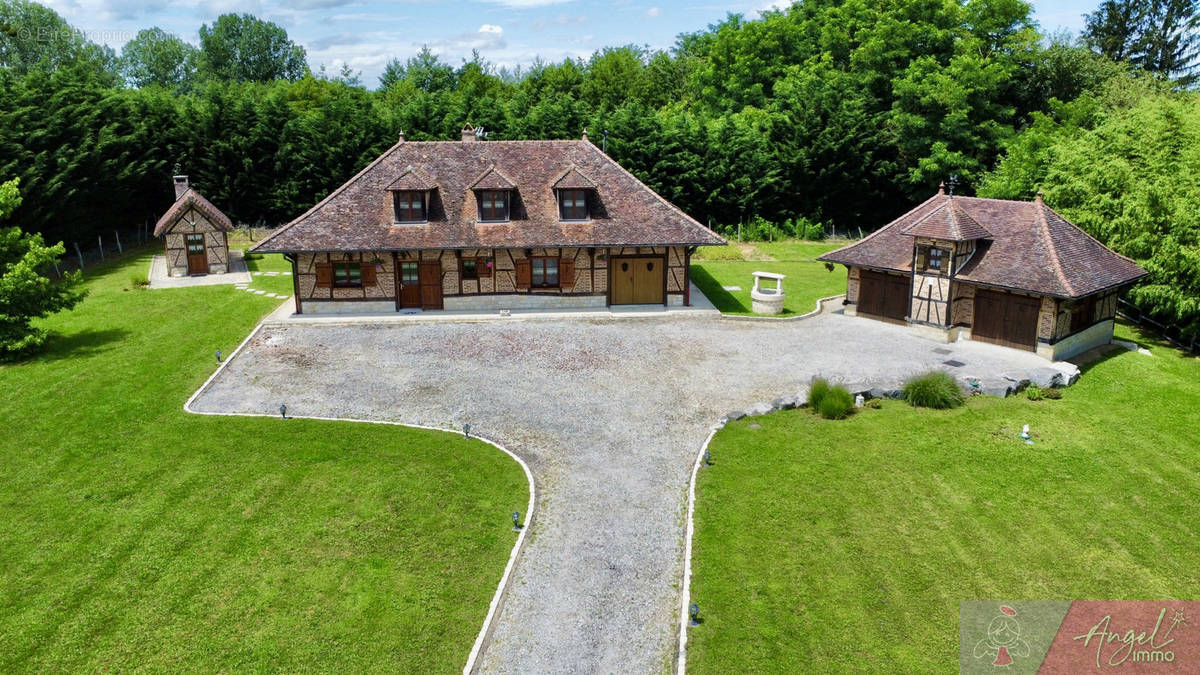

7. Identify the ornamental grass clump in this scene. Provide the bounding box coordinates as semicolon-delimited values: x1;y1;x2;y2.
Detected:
903;371;965;409
808;377;854;419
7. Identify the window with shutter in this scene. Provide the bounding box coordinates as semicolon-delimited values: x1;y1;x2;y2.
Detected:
332;262;362;287
316;263;333;288
515;258;532;289
559;258;575;287
530;257;559;288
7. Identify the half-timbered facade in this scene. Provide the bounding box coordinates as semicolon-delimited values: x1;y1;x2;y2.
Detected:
819;187;1147;360
252;126;723;314
153;175;234;277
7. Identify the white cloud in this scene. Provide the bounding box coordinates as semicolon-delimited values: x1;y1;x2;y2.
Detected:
756;0;791;14
644;6;660;18
427;24;507;51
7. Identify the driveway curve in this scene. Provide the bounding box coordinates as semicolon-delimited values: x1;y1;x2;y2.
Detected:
190;311;1055;673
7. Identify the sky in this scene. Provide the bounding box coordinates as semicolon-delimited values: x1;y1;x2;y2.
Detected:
43;0;1100;87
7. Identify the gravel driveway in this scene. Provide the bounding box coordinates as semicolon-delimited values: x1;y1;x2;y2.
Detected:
190;311;1060;673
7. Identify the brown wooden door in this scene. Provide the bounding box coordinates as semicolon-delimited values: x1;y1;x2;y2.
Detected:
418;260;443;310
610;257;664;305
857;269;909;322
973;289;1039;351
185;233;208;275
398;261;421;308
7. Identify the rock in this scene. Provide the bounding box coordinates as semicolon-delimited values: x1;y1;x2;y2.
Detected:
868;387;904;400
747;402;774;417
1027;367;1065;388
1057;364;1081;386
725;410;746;421
976;377;1014;398
772;396;797;411
1000;371;1031;392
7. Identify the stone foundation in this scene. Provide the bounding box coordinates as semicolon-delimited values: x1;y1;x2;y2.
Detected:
300;300;396;315
443;294;609;311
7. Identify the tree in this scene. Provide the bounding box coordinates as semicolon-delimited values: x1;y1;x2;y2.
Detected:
0;0;116;80
119;27;197;90
1083;0;1200;86
197;13;308;83
1083;0;1149;61
0;178;86;360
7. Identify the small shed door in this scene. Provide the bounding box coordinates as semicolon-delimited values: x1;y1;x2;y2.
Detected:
610;257;665;305
858;269;909;323
973;289;1039;351
185;233;207;275
418;260;443;310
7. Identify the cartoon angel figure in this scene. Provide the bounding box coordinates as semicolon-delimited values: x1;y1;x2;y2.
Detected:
974;605;1031;666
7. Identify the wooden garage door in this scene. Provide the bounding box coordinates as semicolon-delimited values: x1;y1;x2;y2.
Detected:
857;269;910;323
973;289;1039;351
610;257;665;305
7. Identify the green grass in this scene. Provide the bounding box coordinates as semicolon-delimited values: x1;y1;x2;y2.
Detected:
693;245;746;261
691;240;845;316
0;247;528;672
689;323;1200;672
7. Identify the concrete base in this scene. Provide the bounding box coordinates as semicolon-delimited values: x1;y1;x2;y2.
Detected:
149;251;250;289
1037;319;1115;361
444;294;609;312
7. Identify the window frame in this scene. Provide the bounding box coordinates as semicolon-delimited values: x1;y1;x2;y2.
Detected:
392;190;427;224
477;190;510;223
398;260;419;286
924;246;947;273
461;257;479;281
332;261;363;288
557;189;589;221
530;256;559;288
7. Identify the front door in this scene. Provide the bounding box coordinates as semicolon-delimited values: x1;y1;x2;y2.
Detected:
610;257;665;305
418;260;443;310
398;261;421;308
185;233;207;275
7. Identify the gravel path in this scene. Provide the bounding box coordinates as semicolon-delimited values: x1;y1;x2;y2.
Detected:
191;312;1057;673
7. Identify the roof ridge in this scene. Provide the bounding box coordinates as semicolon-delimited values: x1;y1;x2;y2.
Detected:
831;193;943;258
252;140;405;252
1034;200;1075;296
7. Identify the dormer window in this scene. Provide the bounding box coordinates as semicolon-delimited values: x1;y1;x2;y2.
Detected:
926;247;945;271
478;190;509;222
393;191;426;223
558;189;589;221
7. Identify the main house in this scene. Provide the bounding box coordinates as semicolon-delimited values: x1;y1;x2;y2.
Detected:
251;126;725;314
819;186;1147;360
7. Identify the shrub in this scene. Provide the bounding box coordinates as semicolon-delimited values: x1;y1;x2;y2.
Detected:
903;371;965;409
1043;387;1063;400
865;398;882;409
130;273;150;288
1026;385;1044;401
808;377;832;409
817;386;855;419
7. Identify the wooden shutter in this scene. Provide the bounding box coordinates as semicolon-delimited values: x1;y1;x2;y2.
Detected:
477;257;492;278
361;262;377;286
559;258;575;288
315;263;333;288
515;258;532;289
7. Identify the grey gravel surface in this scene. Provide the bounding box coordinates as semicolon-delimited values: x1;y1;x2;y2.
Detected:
191;311;1060;673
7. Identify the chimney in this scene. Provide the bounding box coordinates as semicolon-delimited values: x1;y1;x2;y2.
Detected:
173;175;189;201
398;131;406;143
938;181;946;196
462;123;476;142
1035;189;1044;203
582;127;588;142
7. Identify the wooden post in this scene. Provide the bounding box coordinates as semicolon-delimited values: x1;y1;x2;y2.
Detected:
114;230;122;253
53;262;60;278
98;236;104;261
74;242;84;270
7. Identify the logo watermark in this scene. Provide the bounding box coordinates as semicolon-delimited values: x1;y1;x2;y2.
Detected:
961;601;1196;673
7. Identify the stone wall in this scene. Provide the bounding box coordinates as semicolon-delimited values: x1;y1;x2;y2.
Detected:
846;267;860;304
951;282;976;326
163;206;230;276
1038;296;1057;341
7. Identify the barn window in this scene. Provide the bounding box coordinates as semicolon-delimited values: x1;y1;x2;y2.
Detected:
925;247;946;272
530;257;559;288
558;189;588;220
462;258;478;280
478;191;509;222
332;262;362;287
393;191;426;223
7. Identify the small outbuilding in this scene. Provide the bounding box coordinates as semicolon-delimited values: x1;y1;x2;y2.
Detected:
154;175;234;277
819;186;1148;360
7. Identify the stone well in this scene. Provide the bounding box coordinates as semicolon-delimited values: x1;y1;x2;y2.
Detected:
750;271;786;314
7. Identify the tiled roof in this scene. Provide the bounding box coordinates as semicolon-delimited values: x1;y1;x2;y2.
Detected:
386;166;435;191
153;188;234;236
553;167;596;190
899;199;990;240
819;193;1147;299
251;139;725;253
468;165;516;190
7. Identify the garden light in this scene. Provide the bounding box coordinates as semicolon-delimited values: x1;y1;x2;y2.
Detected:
279;403;287;420
215;349;222;363
512;510;522;531
704;449;712;466
689;603;701;626
464;423;471;439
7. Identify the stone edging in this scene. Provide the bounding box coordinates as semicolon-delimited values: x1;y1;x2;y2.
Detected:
181;322;537;675
718;294;845;322
675;424;721;674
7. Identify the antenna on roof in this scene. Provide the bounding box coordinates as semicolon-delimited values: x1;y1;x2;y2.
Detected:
475;126;489;140
603;128;609;153
946;174;959;197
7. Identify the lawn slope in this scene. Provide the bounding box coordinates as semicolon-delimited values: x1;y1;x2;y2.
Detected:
689;324;1200;671
0;249;528;672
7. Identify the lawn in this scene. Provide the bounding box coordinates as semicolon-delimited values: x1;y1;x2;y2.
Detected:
0;245;528;672
688;323;1200;671
691;240;847;316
